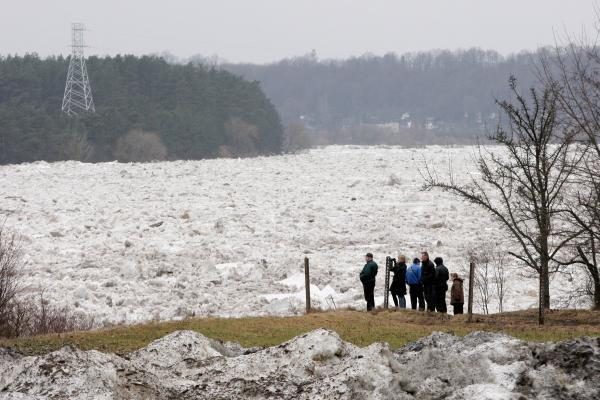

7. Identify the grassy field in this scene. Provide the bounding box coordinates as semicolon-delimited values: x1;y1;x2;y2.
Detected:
1;309;600;356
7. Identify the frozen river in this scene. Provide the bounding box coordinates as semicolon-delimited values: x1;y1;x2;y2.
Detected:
0;146;571;325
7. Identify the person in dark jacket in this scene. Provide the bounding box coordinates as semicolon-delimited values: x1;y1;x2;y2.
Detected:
406;258;424;310
389;255;407;309
433;257;449;313
421;252;436;312
359;253;378;311
450;272;464;315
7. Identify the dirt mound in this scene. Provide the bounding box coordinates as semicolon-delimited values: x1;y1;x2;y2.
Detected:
0;330;598;399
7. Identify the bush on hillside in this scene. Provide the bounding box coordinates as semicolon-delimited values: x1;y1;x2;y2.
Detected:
221;117;260;157
114;130;168;162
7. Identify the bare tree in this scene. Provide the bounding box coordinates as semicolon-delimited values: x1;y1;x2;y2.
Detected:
423;78;581;324
0;225;22;336
469;245;510;314
564;155;600;308
491;249;509;313
470;250;492;315
539;29;600;309
0;224;95;338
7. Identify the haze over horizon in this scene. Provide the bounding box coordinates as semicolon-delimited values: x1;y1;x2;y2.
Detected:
0;0;597;64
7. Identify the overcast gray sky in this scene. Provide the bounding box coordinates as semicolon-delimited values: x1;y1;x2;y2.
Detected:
0;0;596;63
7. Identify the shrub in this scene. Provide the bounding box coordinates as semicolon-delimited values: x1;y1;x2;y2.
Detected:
61;132;94;162
283;122;312;153
0;225;94;338
114;130;168;162
4;292;95;337
0;226;21;335
223;117;260;157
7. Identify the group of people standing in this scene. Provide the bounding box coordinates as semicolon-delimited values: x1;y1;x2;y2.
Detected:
359;252;465;314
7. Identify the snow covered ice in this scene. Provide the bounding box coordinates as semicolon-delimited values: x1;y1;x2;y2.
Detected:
0;329;598;399
0;146;581;324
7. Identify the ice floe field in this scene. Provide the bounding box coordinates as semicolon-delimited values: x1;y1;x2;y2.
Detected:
0;146;579;325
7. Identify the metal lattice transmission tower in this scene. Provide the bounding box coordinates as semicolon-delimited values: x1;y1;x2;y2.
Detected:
62;23;95;116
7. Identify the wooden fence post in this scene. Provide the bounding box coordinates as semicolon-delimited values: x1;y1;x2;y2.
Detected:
539;273;545;325
304;257;311;313
384;256;391;309
467;261;475;322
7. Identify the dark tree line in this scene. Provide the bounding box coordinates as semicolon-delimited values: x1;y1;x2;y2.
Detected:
0;54;283;164
221;48;539;135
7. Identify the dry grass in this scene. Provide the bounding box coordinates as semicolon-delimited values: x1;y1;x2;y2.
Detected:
1;309;599;356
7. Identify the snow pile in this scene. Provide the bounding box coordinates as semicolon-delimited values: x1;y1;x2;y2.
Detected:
177;329;405;399
0;330;598;399
395;332;529;399
128;330;234;371
0;346;124;399
395;332;600;400
0;146;586;324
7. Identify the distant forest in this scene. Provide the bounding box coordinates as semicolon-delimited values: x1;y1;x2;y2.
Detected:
0;49;547;165
220;48;540;144
0;55;283;164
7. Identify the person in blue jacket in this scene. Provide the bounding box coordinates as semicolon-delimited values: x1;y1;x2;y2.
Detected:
406;257;425;310
359;253;378;311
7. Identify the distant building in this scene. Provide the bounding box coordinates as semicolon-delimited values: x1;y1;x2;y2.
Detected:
361;122;400;133
425;117;437;130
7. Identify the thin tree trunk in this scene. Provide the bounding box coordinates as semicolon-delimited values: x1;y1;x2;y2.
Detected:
543;271;551;310
577;245;600;310
539;254;549;324
539;273;545;325
594;279;600;310
590;270;600;310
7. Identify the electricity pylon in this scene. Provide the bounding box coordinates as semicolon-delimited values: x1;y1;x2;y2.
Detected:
61;23;95;116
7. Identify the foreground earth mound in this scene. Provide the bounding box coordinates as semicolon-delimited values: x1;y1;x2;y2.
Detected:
0;330;598;399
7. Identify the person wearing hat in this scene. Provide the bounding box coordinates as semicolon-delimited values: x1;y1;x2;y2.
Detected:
433;256;449;313
390;255;407;309
359;253;378;311
450;272;464;315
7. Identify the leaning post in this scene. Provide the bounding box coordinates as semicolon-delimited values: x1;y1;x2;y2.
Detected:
467;261;475;322
304;257;311;313
384;256;391;309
